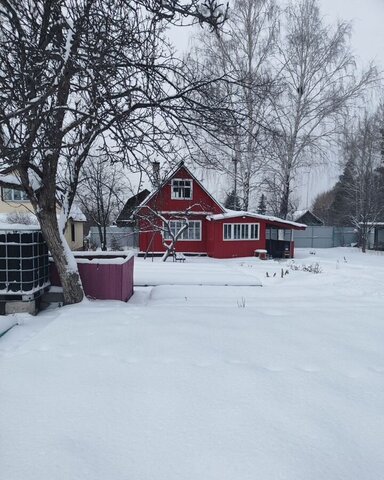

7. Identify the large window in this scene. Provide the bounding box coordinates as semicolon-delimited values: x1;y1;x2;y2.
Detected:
171;179;192;199
2;187;29;202
223;223;259;241
164;220;201;241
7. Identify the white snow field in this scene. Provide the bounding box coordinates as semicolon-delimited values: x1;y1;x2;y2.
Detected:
1;248;384;480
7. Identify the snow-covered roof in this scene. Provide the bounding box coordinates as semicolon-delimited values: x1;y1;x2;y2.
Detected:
0;171;41;191
292;209;308;221
207;210;307;229
359;222;384;226
0;173;20;187
69;203;86;222
292;209;323;224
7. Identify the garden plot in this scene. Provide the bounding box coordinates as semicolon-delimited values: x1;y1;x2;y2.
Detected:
1;248;384;480
134;257;263;286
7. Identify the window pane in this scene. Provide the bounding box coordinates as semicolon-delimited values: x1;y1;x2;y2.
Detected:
13;190;22;200
250;224;258;239
165;220;200;240
196;222;201;239
172;179;192;199
3;188;12;201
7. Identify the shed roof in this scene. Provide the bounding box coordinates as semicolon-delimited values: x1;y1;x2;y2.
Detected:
207;210;307;230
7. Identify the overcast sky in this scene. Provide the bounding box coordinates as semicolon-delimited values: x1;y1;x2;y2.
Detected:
170;0;384;68
319;0;384;69
167;0;384;208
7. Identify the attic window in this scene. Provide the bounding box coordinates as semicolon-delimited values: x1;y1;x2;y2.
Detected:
171;179;192;200
2;187;29;202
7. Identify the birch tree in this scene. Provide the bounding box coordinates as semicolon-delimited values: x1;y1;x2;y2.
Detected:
268;0;378;218
189;0;279;210
0;0;228;304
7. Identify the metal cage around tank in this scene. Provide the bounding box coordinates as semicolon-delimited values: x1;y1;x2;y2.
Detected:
0;228;50;301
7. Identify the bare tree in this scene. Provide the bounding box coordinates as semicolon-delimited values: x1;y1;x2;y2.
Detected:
311;189;335;225
339;111;384;252
267;0;378;218
137;203;204;262
0;0;229;304
188;0;279;210
76;157;129;251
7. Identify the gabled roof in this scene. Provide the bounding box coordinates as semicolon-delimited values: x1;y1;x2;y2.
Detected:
137;161;226;213
116;189;150;224
292;209;323;226
207;210;307;230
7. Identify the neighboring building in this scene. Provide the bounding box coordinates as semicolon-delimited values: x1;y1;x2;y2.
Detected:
0;172;86;250
116;189;150;227
133;162;306;258
359;222;384;250
292;210;324;226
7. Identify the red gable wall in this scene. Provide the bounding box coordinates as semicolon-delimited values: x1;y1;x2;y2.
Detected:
143;166;224;214
137;165;223;254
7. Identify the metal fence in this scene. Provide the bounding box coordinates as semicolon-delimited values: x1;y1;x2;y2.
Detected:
294;226;358;248
88;226;138;250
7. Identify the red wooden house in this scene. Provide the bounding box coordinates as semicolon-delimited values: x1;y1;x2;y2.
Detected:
135;162;306;259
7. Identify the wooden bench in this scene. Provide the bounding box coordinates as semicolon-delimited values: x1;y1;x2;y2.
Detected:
174;252;186;263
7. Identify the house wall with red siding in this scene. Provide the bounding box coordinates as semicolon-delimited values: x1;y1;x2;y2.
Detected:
207;217;268;258
139;214;208;254
135;162;304;258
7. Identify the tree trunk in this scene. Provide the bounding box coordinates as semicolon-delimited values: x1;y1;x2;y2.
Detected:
102;224;107;251
360;227;367;253
162;241;175;262
38;211;84;305
279;175;290;219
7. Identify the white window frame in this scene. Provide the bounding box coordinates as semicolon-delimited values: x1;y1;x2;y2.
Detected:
223;222;260;241
163;220;202;241
2;187;29;202
171;178;193;200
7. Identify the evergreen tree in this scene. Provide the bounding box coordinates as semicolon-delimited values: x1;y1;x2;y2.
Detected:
224;190;241;211
328;157;356;226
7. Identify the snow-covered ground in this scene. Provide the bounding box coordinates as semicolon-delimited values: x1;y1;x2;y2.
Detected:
1;248;384;480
